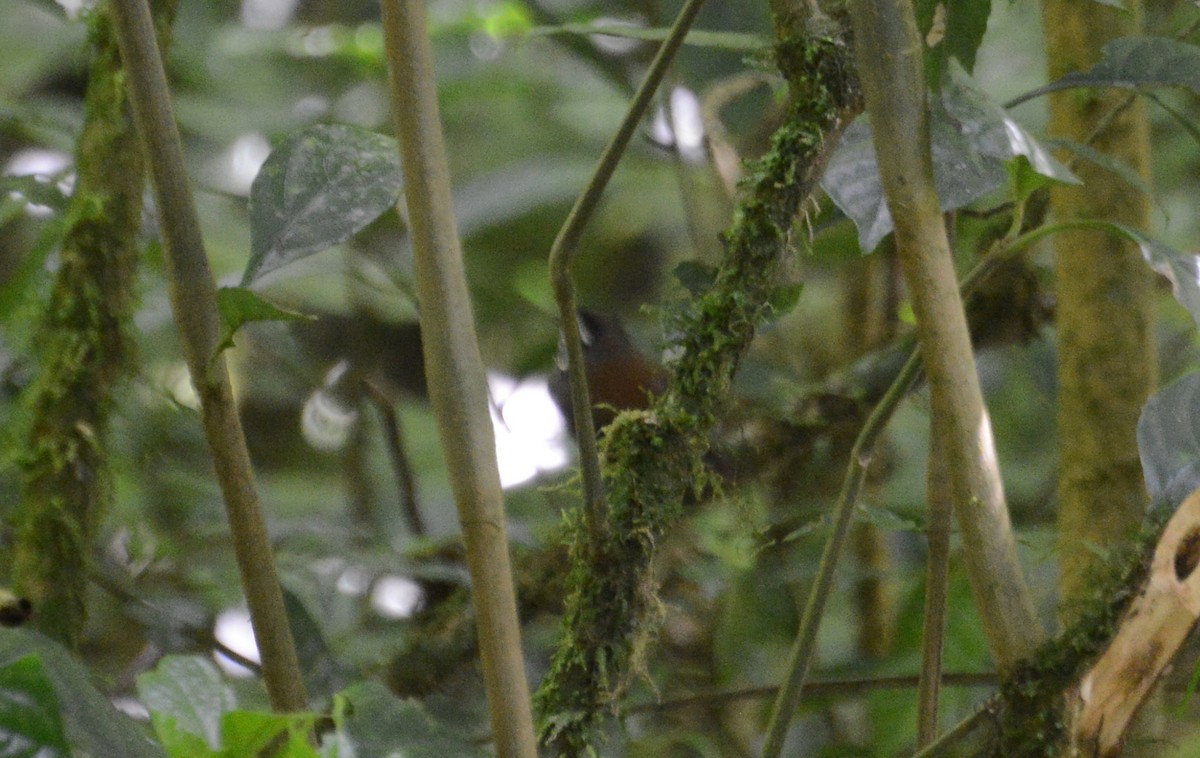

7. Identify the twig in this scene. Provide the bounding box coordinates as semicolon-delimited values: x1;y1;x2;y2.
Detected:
762;341;924;756
89;564;265;677
911;698;999;758
547;0;709;547
917;430;953;745
627;672;996;714
363;380;425;538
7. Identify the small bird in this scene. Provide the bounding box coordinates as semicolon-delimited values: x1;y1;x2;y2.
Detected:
550;310;668;432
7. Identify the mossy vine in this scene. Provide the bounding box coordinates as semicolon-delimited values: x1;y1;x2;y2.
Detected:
534;16;864;755
6;1;177;648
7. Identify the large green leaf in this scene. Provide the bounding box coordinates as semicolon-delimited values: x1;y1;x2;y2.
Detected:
244;123;403;285
0;629;165;758
332;682;488;757
823;62;1075;251
1007;36;1200;107
137;656;236;753
0;655;69;758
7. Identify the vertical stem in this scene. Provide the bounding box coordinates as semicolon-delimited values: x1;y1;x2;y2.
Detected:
379;2;537;755
1042;0;1155;626
917;430;953;745
845;0;1042;669
108;0;308;712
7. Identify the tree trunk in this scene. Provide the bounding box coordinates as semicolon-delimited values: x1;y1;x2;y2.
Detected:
1042;0;1155;625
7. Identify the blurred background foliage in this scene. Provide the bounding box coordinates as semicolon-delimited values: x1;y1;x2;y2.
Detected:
1;0;1200;754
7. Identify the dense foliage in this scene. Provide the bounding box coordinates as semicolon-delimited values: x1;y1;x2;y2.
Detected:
1;0;1200;755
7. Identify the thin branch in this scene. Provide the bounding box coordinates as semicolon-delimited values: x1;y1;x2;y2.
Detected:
363;380;425;538
109;0;307;711
911;698;999;758
761;341;924;757
628;672;996;715
89;564;265;675
547;0;708;546
917;431;953;745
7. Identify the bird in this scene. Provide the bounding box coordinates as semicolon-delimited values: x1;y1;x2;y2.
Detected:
549;310;668;433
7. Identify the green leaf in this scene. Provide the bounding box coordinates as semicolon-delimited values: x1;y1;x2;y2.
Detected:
0;654;70;758
137;655;236;752
0;629;165;758
672;260;717;296
766;282;803;318
1138;373;1200;508
855;503;923;533
152;719;219;758
917;0;991;74
333;681;489;757
244;123;403;285
1043;138;1156;200
1007;155;1054;204
215;286;314;358
282;588;350;698
941;63;1077;184
1008;36;1200;107
220;711;320;758
824;61;1076;251
1112;225;1200;331
0;217;67;324
1144;90;1200;148
942;0;990;73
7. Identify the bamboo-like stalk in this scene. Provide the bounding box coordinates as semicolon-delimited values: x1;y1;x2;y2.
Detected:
108;0;308;711
845;0;1042;667
378;2;537;755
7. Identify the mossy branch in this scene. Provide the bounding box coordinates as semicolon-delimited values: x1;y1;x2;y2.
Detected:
109;0;308;712
914;509;1168;757
534;16;864;755
9;1;175;650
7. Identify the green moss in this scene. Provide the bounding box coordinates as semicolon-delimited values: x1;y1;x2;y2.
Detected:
999;507;1171;756
6;2;177;648
534;18;864;755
